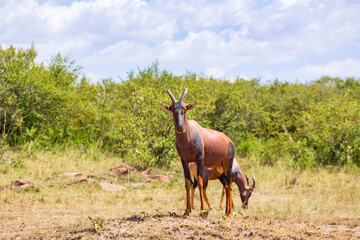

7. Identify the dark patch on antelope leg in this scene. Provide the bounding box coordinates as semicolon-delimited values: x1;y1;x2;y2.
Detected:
181;159;191;216
226;142;235;184
194;130;203;159
181;158;191;180
190;176;194;186
203;168;209;189
218;173;229;186
227;141;235;157
192;178;198;189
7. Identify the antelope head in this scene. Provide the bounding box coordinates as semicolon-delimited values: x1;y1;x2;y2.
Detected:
242;175;256;209
161;88;197;133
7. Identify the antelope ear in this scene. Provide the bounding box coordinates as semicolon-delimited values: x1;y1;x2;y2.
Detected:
160;103;171;112
186;102;197;111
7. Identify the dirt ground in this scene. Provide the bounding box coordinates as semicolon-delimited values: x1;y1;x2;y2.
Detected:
1;210;359;240
65;216;360;240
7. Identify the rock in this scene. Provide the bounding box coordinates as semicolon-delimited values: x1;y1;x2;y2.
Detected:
141;169;151;177
108;165;135;176
63;173;83;177
99;181;127;191
1;179;34;190
66;177;90;186
127;182;143;188
140;170;173;182
151;174;173;181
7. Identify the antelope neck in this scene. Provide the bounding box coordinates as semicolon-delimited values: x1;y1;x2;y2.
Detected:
234;171;250;195
175;115;193;143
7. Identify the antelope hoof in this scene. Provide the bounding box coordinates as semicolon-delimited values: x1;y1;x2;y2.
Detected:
199;211;207;218
183;209;191;217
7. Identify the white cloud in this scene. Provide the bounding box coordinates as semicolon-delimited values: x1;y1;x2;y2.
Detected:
1;0;360;82
0;0;177;53
278;0;312;9
300;59;360;79
85;41;154;65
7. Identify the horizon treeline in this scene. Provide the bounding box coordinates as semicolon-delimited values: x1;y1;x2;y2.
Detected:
1;45;360;168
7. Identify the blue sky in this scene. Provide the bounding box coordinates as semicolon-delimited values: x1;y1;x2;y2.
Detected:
1;0;360;83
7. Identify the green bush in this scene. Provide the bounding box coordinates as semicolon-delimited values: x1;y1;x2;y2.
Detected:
1;45;360;168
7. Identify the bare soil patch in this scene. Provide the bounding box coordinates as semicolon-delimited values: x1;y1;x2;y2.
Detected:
4;213;359;239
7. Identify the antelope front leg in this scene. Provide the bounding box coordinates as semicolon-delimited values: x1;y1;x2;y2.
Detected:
197;154;206;215
181;159;192;216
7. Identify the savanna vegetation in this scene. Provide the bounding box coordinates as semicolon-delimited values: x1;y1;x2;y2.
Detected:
1;45;360;239
1;45;360;169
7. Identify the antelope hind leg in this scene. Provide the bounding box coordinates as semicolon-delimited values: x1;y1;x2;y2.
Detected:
220;186;225;210
225;182;233;217
203;187;214;210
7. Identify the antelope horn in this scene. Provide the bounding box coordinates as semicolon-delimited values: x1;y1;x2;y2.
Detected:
167;89;177;104
246;175;250;186
252;176;256;188
179;88;188;102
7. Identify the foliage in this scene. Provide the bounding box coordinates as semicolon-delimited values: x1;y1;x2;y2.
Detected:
88;216;103;232
1;45;360;168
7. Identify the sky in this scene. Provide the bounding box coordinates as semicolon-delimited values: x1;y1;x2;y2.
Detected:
1;0;360;83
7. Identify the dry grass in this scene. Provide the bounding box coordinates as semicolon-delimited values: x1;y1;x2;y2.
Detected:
0;148;359;239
